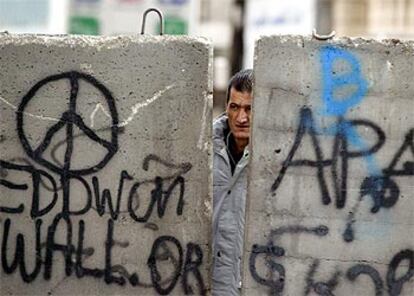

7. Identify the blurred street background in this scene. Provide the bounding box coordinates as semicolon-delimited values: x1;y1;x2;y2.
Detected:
1;0;414;114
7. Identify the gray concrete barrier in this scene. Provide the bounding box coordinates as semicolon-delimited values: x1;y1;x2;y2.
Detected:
0;33;212;295
243;35;414;295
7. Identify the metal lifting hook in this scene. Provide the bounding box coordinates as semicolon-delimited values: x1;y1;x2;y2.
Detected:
141;8;164;35
312;28;336;41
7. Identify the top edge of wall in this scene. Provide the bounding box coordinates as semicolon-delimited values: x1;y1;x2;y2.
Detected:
256;34;414;49
0;32;212;48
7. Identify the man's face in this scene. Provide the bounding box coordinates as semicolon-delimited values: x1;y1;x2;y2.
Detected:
226;87;253;142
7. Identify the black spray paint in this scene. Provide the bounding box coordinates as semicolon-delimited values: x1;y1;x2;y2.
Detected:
0;71;206;294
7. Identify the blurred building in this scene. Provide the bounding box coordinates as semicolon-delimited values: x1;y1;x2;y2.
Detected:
0;0;69;34
331;0;414;39
68;0;199;36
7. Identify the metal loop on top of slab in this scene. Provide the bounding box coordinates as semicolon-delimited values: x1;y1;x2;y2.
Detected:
312;28;336;40
141;8;164;35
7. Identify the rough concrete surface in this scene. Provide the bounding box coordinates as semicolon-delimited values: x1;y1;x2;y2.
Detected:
0;33;212;295
243;35;414;295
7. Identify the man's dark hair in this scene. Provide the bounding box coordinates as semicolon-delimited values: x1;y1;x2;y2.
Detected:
226;69;253;103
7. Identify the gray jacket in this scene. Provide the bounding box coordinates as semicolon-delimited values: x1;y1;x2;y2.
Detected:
212;114;248;296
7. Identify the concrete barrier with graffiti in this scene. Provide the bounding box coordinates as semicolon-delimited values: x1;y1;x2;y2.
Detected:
0;34;212;295
243;35;414;295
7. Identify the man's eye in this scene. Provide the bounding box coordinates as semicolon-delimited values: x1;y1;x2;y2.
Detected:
230;104;238;110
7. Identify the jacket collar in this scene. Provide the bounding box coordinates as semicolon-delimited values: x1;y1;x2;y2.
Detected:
213;113;228;153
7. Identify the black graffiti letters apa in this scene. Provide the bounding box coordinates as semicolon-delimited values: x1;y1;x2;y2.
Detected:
271;107;386;209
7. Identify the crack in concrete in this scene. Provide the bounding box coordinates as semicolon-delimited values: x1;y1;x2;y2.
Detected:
1;83;175;127
89;102;111;127
118;83;175;127
245;251;410;268
0;95;60;122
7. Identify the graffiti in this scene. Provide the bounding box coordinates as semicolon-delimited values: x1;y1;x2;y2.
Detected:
148;236;207;295
250;43;413;295
2;216;206;294
270;46;413;242
249;225;329;295
387;250;414;296
0;159;59;217
18;72;119;175
271;107;387;207
320;46;368;116
49;125;126;181
0;71;206;294
305;259;341;296
328;249;413;296
0;154;191;221
250;226;414;296
346;264;384;296
15;71;119;218
270;106;412;242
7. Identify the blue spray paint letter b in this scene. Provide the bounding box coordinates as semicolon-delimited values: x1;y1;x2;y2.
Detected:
321;46;368;116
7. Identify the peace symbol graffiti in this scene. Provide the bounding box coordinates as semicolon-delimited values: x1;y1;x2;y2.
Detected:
17;71;119;176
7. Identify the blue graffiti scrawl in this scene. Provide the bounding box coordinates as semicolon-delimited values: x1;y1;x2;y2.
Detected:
320;46;368;116
319;45;382;177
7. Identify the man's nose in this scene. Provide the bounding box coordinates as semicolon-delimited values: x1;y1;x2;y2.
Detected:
236;109;248;123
